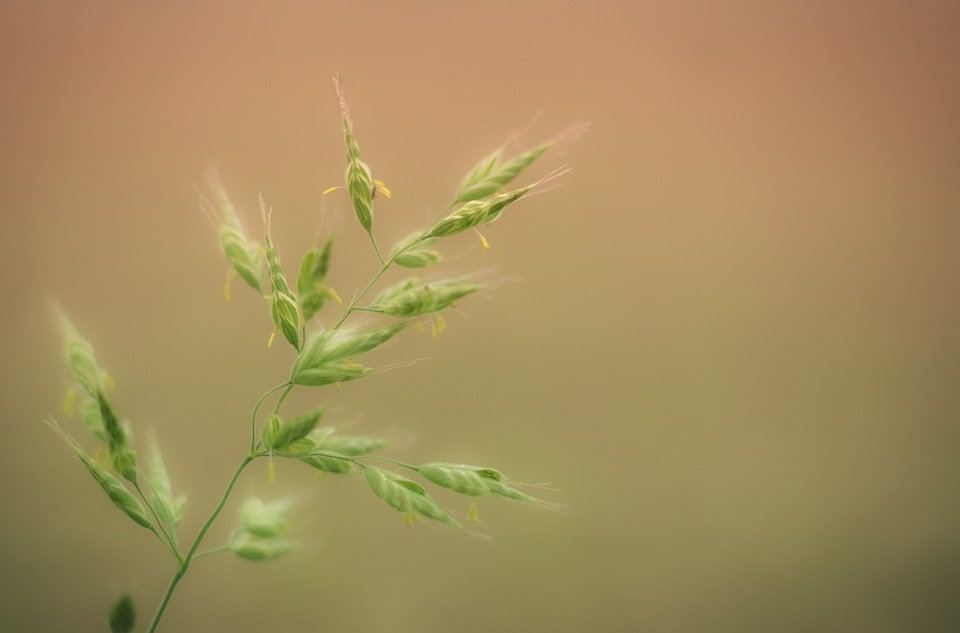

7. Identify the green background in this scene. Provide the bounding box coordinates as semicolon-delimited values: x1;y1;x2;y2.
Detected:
2;1;959;631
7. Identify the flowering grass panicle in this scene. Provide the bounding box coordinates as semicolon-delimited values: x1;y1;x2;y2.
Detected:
45;79;579;633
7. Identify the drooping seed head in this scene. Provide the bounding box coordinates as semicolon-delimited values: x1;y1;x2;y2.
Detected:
418;462;504;497
363;466;461;527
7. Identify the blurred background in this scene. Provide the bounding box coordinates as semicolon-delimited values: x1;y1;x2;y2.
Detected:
2;1;959;632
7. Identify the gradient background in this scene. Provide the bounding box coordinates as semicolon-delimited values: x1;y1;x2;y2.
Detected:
2;1;959;632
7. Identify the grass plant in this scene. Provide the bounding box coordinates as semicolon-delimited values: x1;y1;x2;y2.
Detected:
47;77;579;633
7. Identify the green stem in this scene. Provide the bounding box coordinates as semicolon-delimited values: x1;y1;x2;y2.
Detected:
332;236;425;330
134;481;181;562
146;454;255;633
367;230;385;266
332;201;457;331
273;384;295;415
192;544;230;560
251;383;290;452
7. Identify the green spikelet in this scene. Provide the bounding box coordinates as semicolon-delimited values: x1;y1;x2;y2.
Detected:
260;196;302;350
335;76;375;233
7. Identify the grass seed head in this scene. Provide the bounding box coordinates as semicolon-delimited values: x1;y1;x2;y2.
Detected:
228;532;295;561
334;76;375;233
240;497;292;538
147;444;186;529
455;143;550;203
107;593;136;633
207;170;263;293
55;310;103;398
76;451;152;529
261;196;302;350
289;323;408;386
370;278;484;316
97;391;138;483
262;409;323;451
297;236;335;321
299;453;354;474
290;359;372;387
363;466;461;527
390;232;442;268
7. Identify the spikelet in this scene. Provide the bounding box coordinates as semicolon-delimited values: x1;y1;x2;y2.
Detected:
363;466;461;527
297;236;336;321
207;168;263;293
76;451;152;529
334;76;375;233
260;196;302;350
369;278;484;316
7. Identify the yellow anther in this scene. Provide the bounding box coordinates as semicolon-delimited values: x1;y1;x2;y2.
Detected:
267;330;277;348
431;322;438;338
436;314;446;334
102;372;116;391
373;180;392;198
467;498;480;522
403;512;416;527
224;268;236;301
415;321;425;334
476;230;490;250
322;186;340;196
62;388;76;417
267;459;276;484
328;286;343;305
95;444;110;468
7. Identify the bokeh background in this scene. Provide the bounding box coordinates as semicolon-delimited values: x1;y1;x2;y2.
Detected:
2;1;959;632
